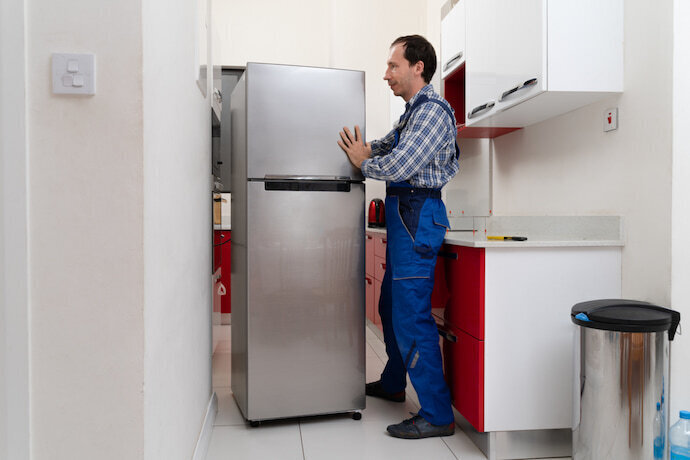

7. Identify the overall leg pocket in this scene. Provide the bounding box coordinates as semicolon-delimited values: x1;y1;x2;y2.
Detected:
412;200;449;260
391;198;439;280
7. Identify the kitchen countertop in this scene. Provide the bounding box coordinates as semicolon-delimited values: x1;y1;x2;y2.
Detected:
367;216;624;248
214;215;231;231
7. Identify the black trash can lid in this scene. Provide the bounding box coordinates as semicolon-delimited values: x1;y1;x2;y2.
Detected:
571;299;681;340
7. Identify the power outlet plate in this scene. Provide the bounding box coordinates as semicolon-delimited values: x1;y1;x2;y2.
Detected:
604;107;618;132
52;53;96;95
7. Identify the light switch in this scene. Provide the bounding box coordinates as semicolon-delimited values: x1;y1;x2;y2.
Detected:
52;53;96;95
72;75;84;87
67;59;79;73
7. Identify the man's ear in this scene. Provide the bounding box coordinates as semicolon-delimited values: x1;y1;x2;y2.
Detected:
414;60;424;78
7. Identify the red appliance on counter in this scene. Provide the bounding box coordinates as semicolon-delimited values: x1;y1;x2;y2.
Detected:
368;199;385;228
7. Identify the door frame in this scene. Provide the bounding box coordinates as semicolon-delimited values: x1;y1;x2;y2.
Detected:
1;0;30;457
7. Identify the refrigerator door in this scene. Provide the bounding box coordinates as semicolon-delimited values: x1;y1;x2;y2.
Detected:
245;181;366;420
246;63;365;180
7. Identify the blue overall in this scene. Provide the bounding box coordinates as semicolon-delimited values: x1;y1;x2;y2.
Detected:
376;96;456;426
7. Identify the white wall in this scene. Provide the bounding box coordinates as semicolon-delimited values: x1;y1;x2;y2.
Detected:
142;0;213;456
1;0;30;457
213;0;443;204
24;0;213;458
27;0;146;457
672;0;690;419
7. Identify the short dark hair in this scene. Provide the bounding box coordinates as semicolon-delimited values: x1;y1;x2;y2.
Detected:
391;35;437;84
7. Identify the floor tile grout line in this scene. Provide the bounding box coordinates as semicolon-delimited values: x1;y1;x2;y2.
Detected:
298;420;306;460
441;437;461;460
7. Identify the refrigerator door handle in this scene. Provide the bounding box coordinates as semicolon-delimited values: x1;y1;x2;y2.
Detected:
263;174;354;181
262;178;355;192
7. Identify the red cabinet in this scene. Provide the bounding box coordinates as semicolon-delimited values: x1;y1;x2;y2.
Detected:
443;64;520;139
214;230;232;314
370;232;387;330
365;234;374;278
363;231;387;330
366;230;448;331
442;324;484;432
437;244;486;432
443;245;484;339
365;275;374;322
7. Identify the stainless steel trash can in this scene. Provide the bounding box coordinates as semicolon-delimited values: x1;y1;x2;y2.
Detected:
571;299;680;460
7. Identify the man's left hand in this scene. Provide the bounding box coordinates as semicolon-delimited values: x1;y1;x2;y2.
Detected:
338;125;371;169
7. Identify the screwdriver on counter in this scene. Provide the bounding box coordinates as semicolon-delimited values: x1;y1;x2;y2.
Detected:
486;236;528;241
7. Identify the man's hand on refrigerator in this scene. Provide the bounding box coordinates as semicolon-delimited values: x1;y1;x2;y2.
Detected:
338;125;371;169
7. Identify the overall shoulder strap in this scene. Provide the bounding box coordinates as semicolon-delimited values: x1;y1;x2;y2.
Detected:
395;95;460;159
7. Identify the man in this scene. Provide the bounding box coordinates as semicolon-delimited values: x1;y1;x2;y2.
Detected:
338;35;460;439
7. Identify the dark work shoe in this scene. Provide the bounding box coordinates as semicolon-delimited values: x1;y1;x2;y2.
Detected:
365;380;405;402
387;413;455;439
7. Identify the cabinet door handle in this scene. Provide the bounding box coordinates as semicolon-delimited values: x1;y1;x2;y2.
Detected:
380;263;386;270
498;77;538;102
467;101;495;119
437;328;457;343
382;239;387;244
443;51;464;72
437;250;458;260
366;235;373;240
365;277;373;285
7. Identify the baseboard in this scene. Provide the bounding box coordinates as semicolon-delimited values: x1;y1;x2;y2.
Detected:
192;392;218;460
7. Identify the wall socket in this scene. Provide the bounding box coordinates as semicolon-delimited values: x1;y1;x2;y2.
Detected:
604;107;618;132
52;53;96;95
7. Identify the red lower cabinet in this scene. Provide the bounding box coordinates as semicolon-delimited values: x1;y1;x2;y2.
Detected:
431;254;449;309
443;245;484;339
365;234;374;278
365;276;374;322
442;324;484;432
365;231;447;333
215;230;231;314
373;277;382;329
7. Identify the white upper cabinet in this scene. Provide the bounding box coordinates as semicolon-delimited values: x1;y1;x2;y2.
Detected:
440;1;466;79
465;0;623;128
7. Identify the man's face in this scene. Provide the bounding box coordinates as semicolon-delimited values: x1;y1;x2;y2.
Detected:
384;44;420;101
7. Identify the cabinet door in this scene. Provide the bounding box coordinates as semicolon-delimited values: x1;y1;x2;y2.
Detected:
374;235;387;258
431;256;449;310
441;1;466;79
465;0;498;125
441;323;484;432
466;0;546;125
365;233;374;276
365;275;375;323
218;231;232;314
214;230;223;272
445;245;484;340
374;256;386;283
373;277;382;329
491;0;545;113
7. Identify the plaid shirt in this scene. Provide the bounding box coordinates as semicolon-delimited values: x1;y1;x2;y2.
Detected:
362;85;459;188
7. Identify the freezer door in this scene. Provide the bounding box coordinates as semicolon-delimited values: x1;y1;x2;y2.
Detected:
246;63;365;180
246;181;366;420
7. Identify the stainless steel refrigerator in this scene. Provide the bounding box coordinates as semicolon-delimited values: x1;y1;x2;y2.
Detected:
230;63;366;423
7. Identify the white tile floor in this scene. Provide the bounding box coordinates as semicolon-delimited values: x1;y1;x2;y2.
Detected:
206;325;487;460
207;325;570;460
